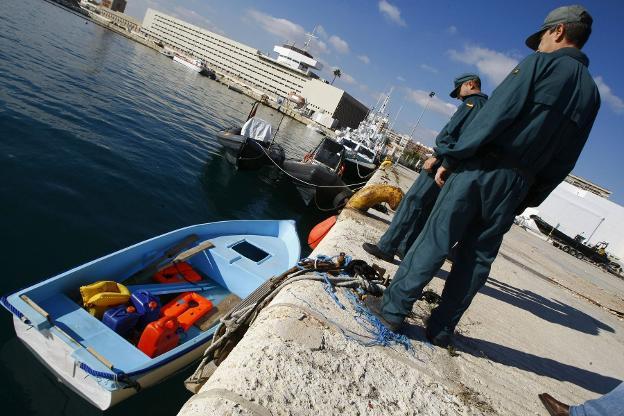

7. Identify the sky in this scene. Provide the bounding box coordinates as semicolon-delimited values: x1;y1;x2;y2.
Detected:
125;0;624;204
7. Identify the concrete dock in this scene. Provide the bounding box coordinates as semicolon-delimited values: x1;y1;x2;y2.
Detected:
178;166;624;416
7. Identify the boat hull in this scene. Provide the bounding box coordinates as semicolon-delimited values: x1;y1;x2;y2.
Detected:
14;316;213;409
282;160;350;209
173;56;202;72
342;157;377;182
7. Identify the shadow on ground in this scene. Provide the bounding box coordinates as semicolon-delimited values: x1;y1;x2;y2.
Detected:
433;270;614;336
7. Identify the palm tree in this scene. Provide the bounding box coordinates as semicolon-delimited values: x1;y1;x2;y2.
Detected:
331;68;342;85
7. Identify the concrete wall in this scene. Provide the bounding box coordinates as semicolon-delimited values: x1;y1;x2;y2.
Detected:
534;181;624;259
301;78;343;115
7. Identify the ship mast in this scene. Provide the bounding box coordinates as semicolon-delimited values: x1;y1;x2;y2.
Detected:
303;25;318;51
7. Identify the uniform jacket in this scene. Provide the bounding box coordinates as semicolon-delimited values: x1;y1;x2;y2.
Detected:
435;47;600;208
434;92;488;156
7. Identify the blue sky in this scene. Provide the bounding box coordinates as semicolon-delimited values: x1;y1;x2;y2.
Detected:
126;0;624;204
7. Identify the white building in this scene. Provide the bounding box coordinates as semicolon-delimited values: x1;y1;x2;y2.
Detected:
140;9;368;128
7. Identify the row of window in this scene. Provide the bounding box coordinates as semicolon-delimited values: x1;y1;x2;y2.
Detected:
147;26;296;96
149;20;305;91
144;27;294;97
150;14;308;86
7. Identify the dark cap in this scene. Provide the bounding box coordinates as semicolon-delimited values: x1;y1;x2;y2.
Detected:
449;73;480;98
525;5;593;50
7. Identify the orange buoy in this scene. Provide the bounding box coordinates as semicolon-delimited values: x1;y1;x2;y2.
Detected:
308;216;337;250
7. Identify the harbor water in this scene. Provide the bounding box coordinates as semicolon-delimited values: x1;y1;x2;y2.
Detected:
0;0;329;414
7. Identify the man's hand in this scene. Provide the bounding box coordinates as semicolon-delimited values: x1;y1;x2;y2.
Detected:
435;166;451;187
423;157;438;172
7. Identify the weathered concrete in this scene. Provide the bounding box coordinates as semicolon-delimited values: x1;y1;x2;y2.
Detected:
179;166;624;416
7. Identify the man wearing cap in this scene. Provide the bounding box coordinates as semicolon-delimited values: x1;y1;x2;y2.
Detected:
373;5;601;346
362;74;488;262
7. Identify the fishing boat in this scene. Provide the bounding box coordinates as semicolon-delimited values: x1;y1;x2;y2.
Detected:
215;102;285;170
1;220;300;410
281;137;352;210
334;89;395;180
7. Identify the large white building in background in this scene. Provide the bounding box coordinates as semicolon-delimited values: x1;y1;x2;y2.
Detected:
525;176;624;260
140;9;368;129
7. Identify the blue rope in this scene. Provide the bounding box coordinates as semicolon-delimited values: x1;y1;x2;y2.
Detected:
79;362;119;381
1;296;27;322
319;272;345;310
344;291;414;352
293;255;415;353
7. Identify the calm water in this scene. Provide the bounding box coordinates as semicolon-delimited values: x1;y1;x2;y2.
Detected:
0;0;328;413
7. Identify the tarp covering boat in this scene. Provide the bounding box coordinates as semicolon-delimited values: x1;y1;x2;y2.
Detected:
241;117;272;143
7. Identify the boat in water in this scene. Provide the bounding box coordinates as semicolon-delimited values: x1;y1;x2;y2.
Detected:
1;220;300;409
160;48;175;59
281;137;352;210
200;65;216;79
216;126;285;170
215;103;286;170
334;89;394;180
173;54;204;72
339;137;378;181
306;123;324;134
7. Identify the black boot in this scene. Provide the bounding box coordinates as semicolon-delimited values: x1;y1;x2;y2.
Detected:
362;242;395;262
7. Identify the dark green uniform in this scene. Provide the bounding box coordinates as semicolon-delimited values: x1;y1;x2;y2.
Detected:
380;48;600;341
378;92;488;258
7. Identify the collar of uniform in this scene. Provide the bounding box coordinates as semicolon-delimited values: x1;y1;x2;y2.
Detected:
462;92;489;101
547;47;590;67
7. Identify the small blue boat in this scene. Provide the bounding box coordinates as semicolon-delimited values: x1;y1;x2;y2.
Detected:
1;220;300;409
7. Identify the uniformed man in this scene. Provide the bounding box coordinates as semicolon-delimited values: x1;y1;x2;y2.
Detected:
373;5;600;347
362;74;488;262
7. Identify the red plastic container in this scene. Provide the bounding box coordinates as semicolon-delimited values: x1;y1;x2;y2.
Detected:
153;262;202;284
161;292;213;331
137;316;180;358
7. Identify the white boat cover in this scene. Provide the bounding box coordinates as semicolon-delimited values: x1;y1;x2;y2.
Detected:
241;117;273;142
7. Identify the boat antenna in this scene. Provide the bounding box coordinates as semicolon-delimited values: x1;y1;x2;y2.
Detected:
304;25;318;51
389;104;403;130
271;112;287;144
409;91;435;139
379;87;393;115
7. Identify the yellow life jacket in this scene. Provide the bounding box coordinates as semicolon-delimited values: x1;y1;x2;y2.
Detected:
80;281;130;318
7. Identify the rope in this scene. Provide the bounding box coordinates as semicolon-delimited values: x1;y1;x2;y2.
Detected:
78;363;142;390
1;296;27;322
354;157;377;179
186;254;400;390
186;255;388;386
343;291;413;351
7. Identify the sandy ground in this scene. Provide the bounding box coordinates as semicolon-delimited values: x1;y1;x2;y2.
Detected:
178;166;624;416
